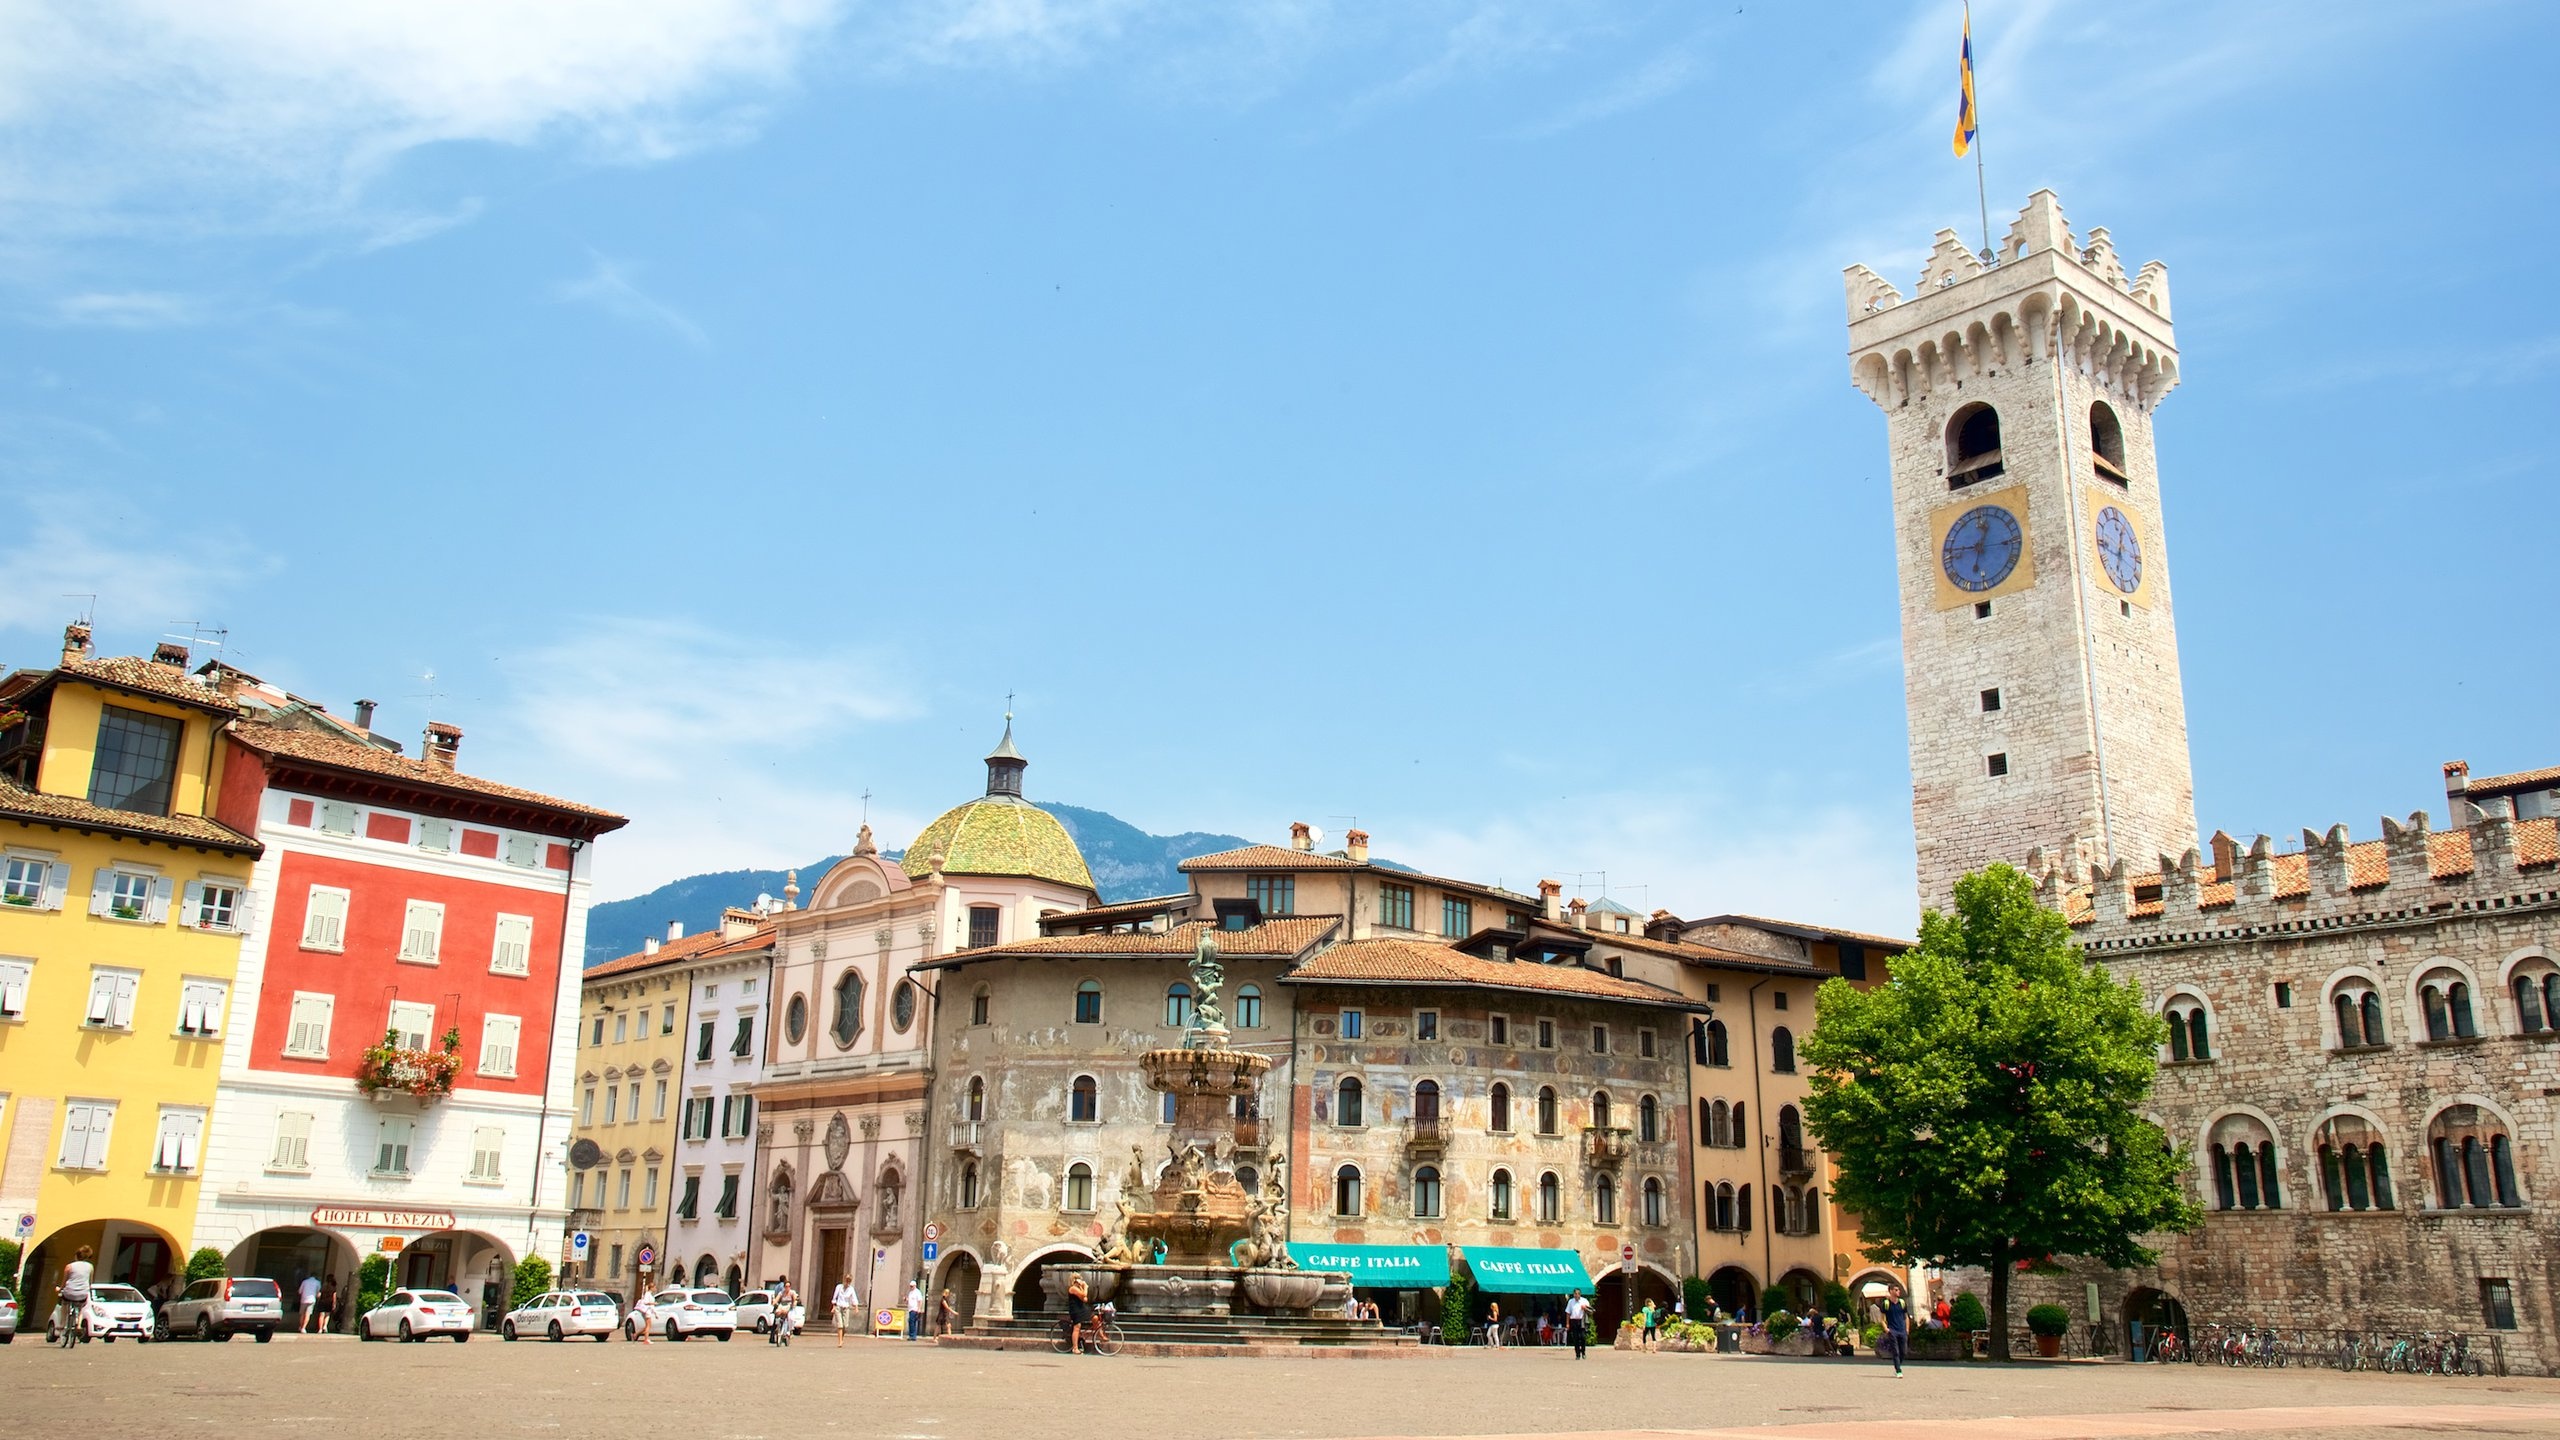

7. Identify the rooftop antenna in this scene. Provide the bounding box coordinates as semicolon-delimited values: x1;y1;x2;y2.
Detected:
165;621;229;667
63;594;96;627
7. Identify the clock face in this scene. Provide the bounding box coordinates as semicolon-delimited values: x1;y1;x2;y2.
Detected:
2096;505;2143;593
1940;505;2023;593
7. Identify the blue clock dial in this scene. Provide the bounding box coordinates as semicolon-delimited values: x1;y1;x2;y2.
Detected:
2096;505;2143;593
1940;505;2023;593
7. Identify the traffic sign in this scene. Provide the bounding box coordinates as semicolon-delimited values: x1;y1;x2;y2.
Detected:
570;1231;591;1257
922;1222;942;1242
14;1211;33;1238
921;1241;939;1262
635;1243;656;1269
1619;1244;1637;1274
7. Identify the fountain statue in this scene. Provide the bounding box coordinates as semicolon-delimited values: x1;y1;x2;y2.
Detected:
1043;932;1340;1318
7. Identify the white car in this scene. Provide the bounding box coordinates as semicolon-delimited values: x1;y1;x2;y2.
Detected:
502;1290;619;1342
81;1284;156;1342
732;1290;775;1334
0;1285;18;1343
359;1289;476;1342
629;1287;734;1341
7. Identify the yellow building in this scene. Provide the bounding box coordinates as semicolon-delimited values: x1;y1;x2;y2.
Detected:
0;628;262;1311
565;924;721;1295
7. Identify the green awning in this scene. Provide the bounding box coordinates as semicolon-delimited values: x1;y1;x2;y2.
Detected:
1285;1243;1451;1287
1461;1247;1595;1296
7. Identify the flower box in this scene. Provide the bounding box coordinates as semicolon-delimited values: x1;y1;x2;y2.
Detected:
355;1028;462;1102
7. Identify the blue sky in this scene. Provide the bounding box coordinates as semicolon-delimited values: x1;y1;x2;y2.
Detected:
3;1;2551;935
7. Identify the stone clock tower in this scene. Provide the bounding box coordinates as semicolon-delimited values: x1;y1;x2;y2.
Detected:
1846;190;2198;907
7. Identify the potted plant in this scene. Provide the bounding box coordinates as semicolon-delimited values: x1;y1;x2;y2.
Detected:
2027;1303;2072;1358
354;1027;463;1102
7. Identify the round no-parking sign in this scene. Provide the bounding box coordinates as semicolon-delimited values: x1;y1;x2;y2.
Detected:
636;1243;656;1270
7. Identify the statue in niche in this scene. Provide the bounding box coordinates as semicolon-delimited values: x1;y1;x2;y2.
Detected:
875;1172;903;1234
1188;931;1226;1036
824;1113;852;1172
767;1169;794;1238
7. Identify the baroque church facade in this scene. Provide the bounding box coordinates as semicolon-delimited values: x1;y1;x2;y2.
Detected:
1850;192;2560;1370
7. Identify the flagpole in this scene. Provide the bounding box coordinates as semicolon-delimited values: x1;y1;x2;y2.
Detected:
1969;2;1991;261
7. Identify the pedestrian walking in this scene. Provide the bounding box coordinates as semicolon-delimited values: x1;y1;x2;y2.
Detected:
786;1284;807;1345
832;1275;859;1348
629;1289;656;1344
318;1276;340;1335
937;1287;958;1337
904;1279;925;1341
1880;1283;1910;1378
1564;1290;1590;1359
299;1272;322;1333
1484;1301;1502;1349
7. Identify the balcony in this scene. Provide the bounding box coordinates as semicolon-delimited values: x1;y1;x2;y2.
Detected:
1405;1115;1448;1155
1778;1145;1815;1179
0;711;41;773
1232;1115;1267;1152
951;1121;983;1155
1583;1126;1632;1170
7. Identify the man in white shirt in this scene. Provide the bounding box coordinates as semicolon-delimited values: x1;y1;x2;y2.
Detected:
904;1279;925;1341
299;1273;323;1333
1564;1289;1592;1359
832;1276;859;1348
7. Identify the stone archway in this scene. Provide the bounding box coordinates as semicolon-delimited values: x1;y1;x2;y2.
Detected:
934;1249;983;1333
1705;1264;1757;1319
2123;1285;2188;1361
20;1217;179;1318
230;1227;365;1334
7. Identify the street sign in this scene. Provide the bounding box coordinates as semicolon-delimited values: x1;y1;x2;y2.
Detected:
635;1243;656;1270
570;1231;591;1258
14;1211;33;1238
379;1237;406;1253
922;1222;942;1242
921;1241;939;1262
1619;1244;1637;1275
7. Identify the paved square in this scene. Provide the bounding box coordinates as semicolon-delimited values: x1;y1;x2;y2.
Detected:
7;1336;2556;1440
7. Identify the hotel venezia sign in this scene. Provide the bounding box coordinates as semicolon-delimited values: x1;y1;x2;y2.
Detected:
312;1206;456;1232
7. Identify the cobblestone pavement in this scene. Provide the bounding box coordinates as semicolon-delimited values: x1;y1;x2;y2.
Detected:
6;1335;2556;1440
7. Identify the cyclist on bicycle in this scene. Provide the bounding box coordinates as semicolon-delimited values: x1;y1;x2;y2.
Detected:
55;1246;96;1345
1063;1272;1098;1355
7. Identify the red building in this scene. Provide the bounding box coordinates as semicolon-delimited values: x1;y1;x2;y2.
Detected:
192;683;623;1322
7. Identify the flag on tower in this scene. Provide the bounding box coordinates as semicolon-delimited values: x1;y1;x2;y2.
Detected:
1952;6;1979;158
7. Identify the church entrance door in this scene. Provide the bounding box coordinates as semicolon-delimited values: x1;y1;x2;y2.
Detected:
816;1228;848;1325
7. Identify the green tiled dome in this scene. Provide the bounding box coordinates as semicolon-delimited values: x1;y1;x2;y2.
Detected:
901;796;1094;892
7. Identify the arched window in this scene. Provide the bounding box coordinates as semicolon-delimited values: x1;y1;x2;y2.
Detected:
2420;967;2478;1041
2206;1114;2281;1211
1595;1173;1617;1225
2315;1116;2395;1212
1699;1019;1729;1068
1770;1026;1795;1073
1777;1105;1807;1172
1536;1086;1559;1136
2514;970;2553;1035
1073;979;1102;1025
1412;1164;1442;1219
1334;1164;1363;1217
1637;1094;1660;1144
1069;1075;1098;1124
1591;1091;1612;1131
960;1161;981;1209
1064;1162;1094;1211
1490;1167;1514;1220
969;985;990;1026
1334;1075;1364;1128
1164;983;1194;1029
2331;979;2385;1048
1946;401;2004;487
1708;1099;1730;1148
1642;1176;1665;1227
1413;1079;1441;1125
2429;1105;2523;1208
1489;1082;1512;1133
1712;1182;1734;1232
831;969;865;1048
1235;984;1263;1029
2089;400;2127;482
1536;1170;1561;1223
2164;997;2210;1061
966;1076;985;1123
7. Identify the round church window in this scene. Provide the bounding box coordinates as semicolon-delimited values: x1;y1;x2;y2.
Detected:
784;994;807;1044
892;980;918;1033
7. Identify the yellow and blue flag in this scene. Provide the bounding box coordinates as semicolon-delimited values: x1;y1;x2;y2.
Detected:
1952;6;1978;157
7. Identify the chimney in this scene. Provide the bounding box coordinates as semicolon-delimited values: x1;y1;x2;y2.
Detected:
2209;830;2240;883
1538;878;1563;923
1345;829;1370;864
1568;896;1589;931
423;722;462;772
151;642;190;672
2444;760;2471;828
643;938;660;957
60;622;92;665
666;920;685;943
1289;821;1312;852
353;699;378;731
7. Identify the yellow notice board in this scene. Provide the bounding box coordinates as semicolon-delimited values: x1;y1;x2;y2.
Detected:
873;1307;907;1336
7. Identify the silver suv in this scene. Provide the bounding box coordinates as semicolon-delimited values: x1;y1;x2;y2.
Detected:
160;1276;286;1341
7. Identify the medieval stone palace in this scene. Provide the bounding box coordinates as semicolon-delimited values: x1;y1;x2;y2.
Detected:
1848;191;2560;1370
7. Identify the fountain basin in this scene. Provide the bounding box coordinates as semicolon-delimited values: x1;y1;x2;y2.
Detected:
1037;1265;1122;1310
1239;1268;1331;1312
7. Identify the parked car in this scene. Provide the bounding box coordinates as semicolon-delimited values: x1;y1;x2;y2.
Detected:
733;1290;775;1334
502;1290;619;1342
160;1275;287;1342
78;1284;155;1342
0;1284;18;1343
629;1287;734;1341
360;1289;476;1342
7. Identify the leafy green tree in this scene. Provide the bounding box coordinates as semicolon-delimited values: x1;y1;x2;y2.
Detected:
0;1238;20;1288
510;1255;553;1312
1801;863;2200;1360
184;1247;227;1283
357;1254;392;1316
1681;1274;1709;1320
1759;1283;1791;1320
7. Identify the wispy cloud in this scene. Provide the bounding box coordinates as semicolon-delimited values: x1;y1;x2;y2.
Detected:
356;198;490;255
48;291;216;329
1743;637;1900;700
552;252;710;349
0;501;277;638
1511;45;1695;139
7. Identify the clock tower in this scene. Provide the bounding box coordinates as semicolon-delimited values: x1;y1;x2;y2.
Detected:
1846;190;2198;907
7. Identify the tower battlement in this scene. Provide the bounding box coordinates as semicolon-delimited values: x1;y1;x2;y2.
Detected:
1845;191;2179;417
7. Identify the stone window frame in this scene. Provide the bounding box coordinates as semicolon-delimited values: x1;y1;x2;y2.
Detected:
2197;1105;2288;1213
2306;1103;2399;1214
2407;956;2486;1045
1062;1161;1096;1213
1333;1162;1364;1217
2157;986;2215;1064
1487;1081;1513;1134
1590;1088;1613;1132
1332;1072;1367;1130
2495;947;2560;1038
2322;967;2390;1051
1636;1092;1661;1144
1067;1073;1100;1125
1488;1165;1516;1221
1410;1162;1443;1220
2421;1095;2528;1212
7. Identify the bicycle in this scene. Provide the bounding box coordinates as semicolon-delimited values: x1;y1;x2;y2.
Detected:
51;1297;89;1349
2150;1328;2185;1364
1051;1302;1122;1356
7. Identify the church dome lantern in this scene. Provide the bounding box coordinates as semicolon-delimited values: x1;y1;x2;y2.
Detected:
899;713;1095;895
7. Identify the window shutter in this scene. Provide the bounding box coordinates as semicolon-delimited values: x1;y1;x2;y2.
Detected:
141;877;171;924
0;963;26;1018
87;973;116;1024
88;870;116;917
178;987;204;1035
113;972;139;1028
231;888;260;937
38;861;68;910
182;880;207;926
737;1096;752;1137
274;1111;312;1169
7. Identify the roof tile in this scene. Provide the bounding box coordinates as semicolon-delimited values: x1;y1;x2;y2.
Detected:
1285;937;1707;1011
0;777;260;854
231;721;624;829
921;916;1342;969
